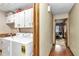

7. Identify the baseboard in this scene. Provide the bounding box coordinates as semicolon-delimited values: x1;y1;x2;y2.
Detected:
67;47;74;56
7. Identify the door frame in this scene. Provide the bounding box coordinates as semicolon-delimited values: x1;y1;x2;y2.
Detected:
54;18;68;46
33;3;40;56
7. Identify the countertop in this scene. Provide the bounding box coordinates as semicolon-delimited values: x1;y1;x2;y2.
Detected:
0;32;16;38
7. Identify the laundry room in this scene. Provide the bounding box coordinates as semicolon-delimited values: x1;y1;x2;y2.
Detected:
0;3;33;56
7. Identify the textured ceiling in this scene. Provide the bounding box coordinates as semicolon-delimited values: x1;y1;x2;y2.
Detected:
0;3;33;12
49;3;74;15
0;3;74;15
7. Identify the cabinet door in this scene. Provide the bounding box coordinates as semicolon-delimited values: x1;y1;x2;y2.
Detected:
24;14;29;27
9;15;15;22
28;13;33;27
6;14;15;23
14;13;20;28
15;11;25;28
25;14;33;27
18;11;25;28
24;8;33;28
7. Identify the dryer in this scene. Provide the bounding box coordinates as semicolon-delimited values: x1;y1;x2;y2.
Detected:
12;33;33;56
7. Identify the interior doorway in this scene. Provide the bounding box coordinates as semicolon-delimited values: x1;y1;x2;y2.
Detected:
55;18;67;47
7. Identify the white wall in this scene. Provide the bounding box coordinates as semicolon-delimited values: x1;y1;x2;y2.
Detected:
69;4;79;56
54;13;68;19
39;4;53;56
0;11;11;33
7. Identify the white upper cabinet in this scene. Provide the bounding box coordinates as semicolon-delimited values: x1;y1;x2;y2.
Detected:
14;11;25;28
14;13;20;28
18;11;25;28
6;14;15;23
24;8;33;28
7;8;33;28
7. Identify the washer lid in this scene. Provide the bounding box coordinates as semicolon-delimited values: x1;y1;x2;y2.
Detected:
12;36;33;44
2;37;13;41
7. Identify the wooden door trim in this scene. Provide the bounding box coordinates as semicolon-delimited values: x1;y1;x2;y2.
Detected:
33;3;39;56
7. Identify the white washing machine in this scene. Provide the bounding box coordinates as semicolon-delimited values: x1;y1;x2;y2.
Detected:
0;33;33;56
12;33;33;56
0;37;13;56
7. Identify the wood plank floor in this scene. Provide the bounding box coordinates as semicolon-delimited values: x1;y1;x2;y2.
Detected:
49;39;73;56
49;45;73;56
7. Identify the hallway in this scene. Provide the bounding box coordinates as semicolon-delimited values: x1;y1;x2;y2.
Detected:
49;39;73;56
35;3;79;56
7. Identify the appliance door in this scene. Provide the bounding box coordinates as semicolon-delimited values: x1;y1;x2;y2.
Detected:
12;41;33;56
12;41;28;56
